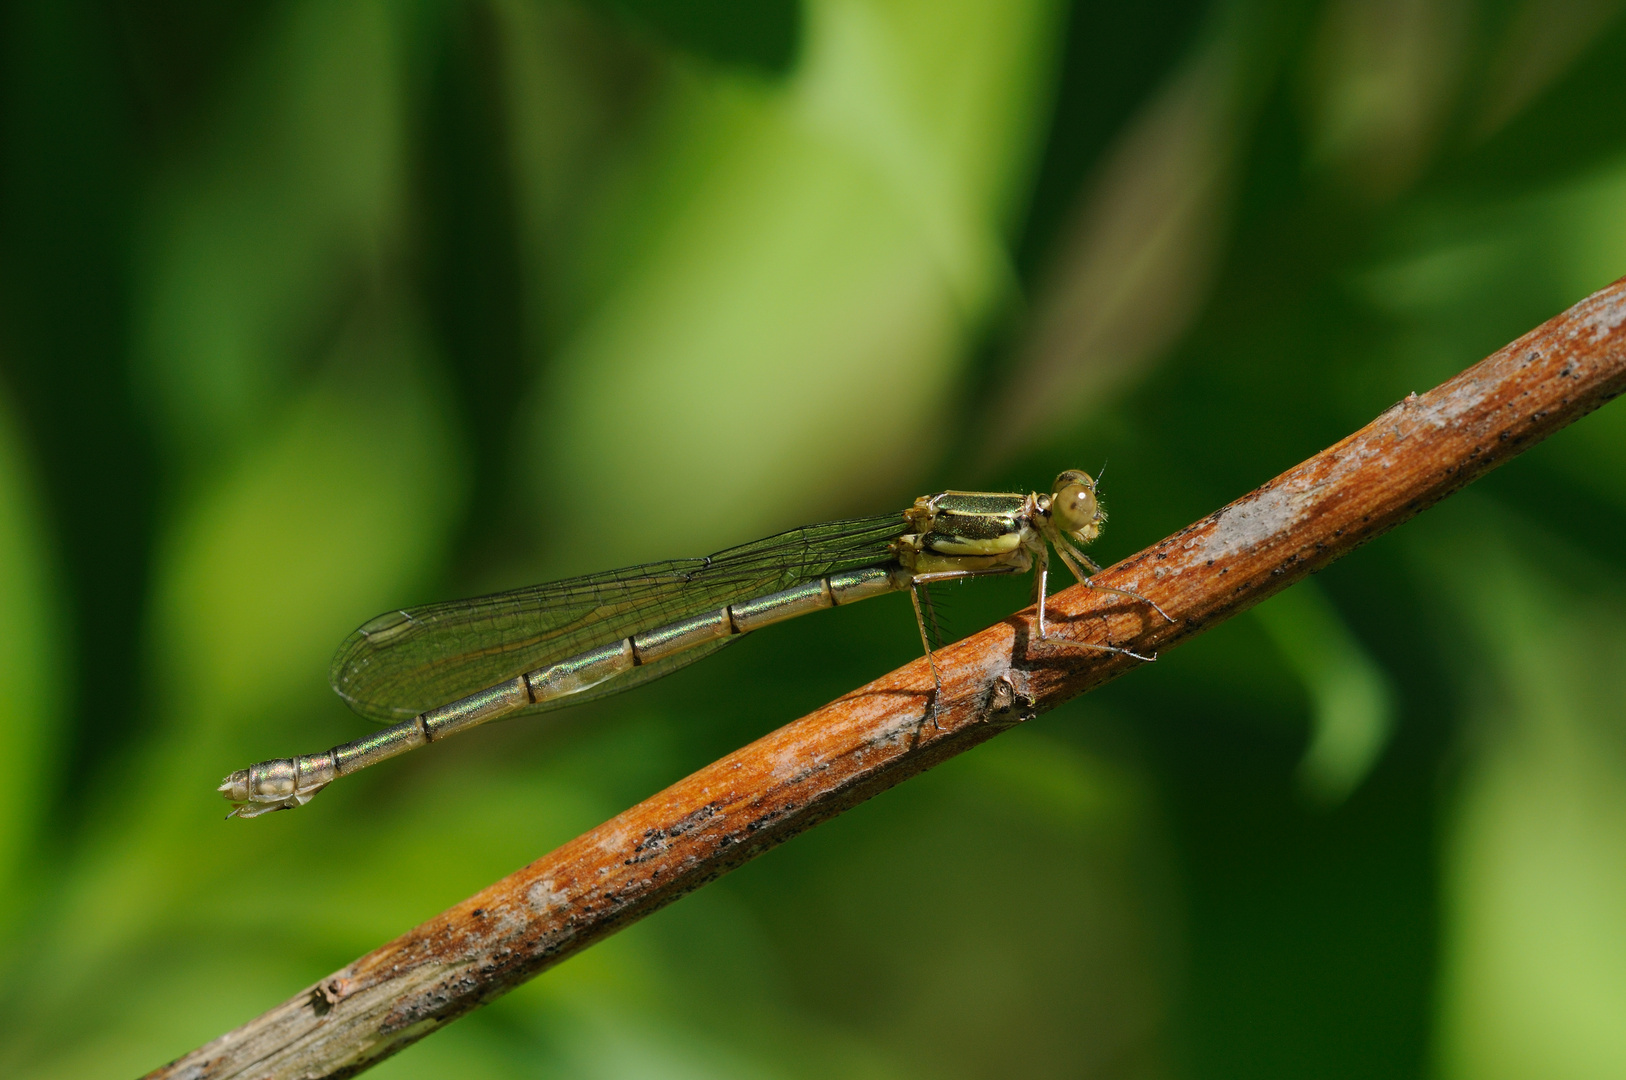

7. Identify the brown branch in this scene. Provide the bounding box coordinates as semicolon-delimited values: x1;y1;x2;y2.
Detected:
148;278;1626;1079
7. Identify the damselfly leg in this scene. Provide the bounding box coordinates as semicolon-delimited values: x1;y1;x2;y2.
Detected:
908;565;1025;727
1031;545;1162;663
1053;542;1175;625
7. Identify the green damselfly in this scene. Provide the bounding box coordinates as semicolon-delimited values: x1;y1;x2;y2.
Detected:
220;470;1171;817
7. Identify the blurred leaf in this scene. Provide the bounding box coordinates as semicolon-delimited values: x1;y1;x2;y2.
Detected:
1469;0;1626;140
1421;502;1626;1080
515;0;1067;565
154;333;462;727
0;388;64;920
983;27;1241;468
1301;0;1469;200
587;0;803;74
1254;579;1396;804
134;0;422;458
5;313;464;1075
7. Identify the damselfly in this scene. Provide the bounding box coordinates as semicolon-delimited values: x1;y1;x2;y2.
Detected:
220;470;1171;817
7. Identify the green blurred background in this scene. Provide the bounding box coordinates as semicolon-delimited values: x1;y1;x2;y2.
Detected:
2;1;1625;1076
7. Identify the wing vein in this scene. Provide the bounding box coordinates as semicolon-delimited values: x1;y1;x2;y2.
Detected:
329;513;910;721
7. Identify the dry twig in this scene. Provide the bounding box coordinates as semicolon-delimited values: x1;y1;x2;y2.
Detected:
149;278;1626;1079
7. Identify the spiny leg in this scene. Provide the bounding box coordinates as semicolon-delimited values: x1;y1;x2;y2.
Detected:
1055;538;1175;624
903;565;1029;721
919;577;945;648
909;583;945;728
1032;545;1051;641
1034;546;1112;650
1033;545;1111;652
1039;542;1159;662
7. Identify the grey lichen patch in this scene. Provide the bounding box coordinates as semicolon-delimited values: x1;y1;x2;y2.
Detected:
1409;371;1498;432
868;707;923;746
1196;486;1303;562
1579;290;1626;342
772;747;833;787
491;907;526;938
526;878;567;914
593;825;630;856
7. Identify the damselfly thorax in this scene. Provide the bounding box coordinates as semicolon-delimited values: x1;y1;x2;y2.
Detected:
220;470;1171;817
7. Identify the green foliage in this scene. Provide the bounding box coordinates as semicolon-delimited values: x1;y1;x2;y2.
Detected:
1;0;1624;1077
587;0;802;73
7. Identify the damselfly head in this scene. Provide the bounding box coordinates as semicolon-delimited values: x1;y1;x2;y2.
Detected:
1050;469;1105;543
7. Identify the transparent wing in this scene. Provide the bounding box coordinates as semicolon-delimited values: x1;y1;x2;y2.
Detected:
330;513;910;721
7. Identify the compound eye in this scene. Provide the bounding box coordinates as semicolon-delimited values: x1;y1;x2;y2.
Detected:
1050;470;1100;532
